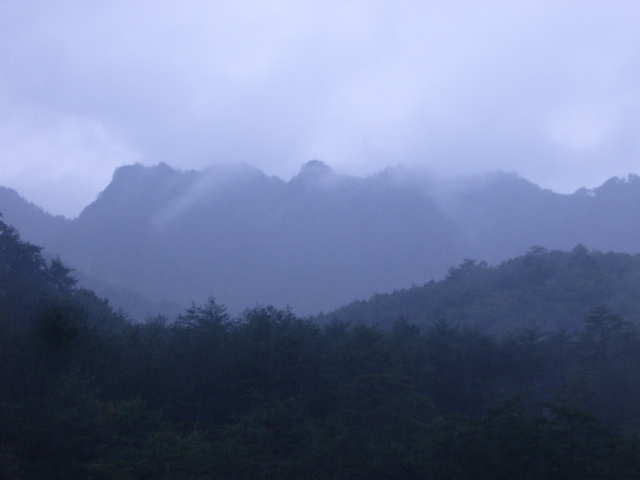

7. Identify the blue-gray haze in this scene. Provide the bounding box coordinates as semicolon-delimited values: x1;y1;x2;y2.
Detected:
2;162;640;319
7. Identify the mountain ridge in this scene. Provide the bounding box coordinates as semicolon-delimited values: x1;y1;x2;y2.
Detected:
2;162;640;318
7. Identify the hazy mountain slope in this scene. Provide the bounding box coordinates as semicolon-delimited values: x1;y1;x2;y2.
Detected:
435;172;640;262
50;161;464;315
0;179;184;320
3;163;640;319
0;186;70;249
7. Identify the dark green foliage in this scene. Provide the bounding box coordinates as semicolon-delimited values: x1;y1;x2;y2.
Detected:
3;218;640;478
424;398;640;480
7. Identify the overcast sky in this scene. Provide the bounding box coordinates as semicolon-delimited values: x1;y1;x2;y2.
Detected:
1;0;640;217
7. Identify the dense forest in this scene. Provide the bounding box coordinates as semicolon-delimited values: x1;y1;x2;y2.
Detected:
3;214;640;478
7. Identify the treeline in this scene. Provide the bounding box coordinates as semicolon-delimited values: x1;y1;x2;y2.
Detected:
2;216;640;478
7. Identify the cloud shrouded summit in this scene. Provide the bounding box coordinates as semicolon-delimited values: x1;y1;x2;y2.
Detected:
3;162;640;318
1;1;640;217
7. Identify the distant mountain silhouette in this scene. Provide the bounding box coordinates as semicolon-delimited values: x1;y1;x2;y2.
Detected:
434;172;640;262
0;186;69;247
2;163;640;318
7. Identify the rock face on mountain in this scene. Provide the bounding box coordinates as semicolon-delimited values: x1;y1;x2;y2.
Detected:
2;162;640;318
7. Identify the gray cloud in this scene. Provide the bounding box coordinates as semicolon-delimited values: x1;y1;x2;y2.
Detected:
1;0;639;216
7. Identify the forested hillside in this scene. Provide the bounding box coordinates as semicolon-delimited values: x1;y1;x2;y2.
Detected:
325;245;640;333
3;217;640;478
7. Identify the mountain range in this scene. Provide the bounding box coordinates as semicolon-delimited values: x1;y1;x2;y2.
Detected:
2;161;640;318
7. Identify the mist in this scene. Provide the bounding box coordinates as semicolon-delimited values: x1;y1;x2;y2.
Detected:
1;1;640;217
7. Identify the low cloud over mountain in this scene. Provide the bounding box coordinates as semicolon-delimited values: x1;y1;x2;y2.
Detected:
3;162;640;318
